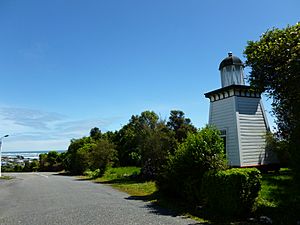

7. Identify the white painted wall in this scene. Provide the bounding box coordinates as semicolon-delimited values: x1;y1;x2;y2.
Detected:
209;94;279;167
209;96;241;166
236;97;273;166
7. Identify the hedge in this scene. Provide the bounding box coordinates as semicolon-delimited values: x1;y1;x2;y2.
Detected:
156;126;227;204
201;168;261;217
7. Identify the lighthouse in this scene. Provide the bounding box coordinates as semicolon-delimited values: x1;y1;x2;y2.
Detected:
205;52;277;167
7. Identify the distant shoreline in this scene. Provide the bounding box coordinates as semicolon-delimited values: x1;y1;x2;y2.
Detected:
2;150;67;160
1;150;67;167
2;150;67;154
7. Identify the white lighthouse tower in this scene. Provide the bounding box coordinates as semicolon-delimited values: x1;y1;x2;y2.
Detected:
205;52;276;167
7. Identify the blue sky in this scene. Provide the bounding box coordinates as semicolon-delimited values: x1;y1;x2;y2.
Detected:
0;0;299;151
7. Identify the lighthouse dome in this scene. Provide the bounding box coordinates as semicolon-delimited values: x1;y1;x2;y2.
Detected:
219;52;245;87
219;52;243;70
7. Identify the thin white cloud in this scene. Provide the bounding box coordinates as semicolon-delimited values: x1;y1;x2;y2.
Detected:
0;106;121;151
57;118;119;133
0;107;65;130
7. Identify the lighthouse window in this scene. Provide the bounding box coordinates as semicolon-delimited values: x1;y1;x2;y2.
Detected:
219;129;227;154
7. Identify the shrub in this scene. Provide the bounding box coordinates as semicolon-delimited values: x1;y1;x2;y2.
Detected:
201;168;262;217
139;123;176;180
265;132;289;167
83;169;102;179
157;125;228;204
39;151;65;172
64;137;93;174
88;139;118;176
64;137;117;175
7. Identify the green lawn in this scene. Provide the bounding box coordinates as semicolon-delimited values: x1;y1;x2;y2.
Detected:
94;167;156;196
255;168;300;224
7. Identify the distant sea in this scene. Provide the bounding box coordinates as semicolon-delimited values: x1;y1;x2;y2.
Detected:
2;150;66;160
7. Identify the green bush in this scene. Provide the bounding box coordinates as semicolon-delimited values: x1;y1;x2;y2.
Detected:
157;125;228;204
64;136;117;175
64;137;93;174
202;168;261;217
265;132;288;167
88;139;118;175
139;122;176;180
83;169;102;179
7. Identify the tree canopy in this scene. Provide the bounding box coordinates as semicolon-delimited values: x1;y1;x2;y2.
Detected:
244;23;300;137
63;110;196;178
167;110;197;143
244;22;300;178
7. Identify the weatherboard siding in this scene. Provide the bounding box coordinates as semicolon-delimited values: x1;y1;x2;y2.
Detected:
209;96;240;166
236;97;269;166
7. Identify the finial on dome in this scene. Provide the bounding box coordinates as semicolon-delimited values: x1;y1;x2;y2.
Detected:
219;52;243;70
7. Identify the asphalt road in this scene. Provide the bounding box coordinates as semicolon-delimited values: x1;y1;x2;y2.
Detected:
0;173;200;225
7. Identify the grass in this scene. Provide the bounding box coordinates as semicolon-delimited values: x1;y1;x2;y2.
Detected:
90;167;208;223
255;168;300;224
0;175;13;180
96;167;141;182
94;167;156;196
83;167;300;224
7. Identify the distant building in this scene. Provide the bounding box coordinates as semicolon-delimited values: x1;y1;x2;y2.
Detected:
205;52;277;167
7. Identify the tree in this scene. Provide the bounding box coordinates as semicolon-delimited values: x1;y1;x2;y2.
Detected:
167;110;197;143
39;153;48;171
39;151;64;172
23;160;39;172
64;137;94;174
88;139;117;175
115;111;160;166
244;22;300;179
64;133;118;175
47;151;59;166
139;121;177;180
138;111;159;130
90;127;102;140
102;131;118;143
115;115;141;166
157;126;228;204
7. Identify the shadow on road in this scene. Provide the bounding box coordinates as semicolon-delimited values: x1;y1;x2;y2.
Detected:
126;195;177;217
124;194;209;225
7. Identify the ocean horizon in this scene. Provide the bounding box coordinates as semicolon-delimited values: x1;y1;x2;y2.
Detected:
2;150;66;154
2;150;67;160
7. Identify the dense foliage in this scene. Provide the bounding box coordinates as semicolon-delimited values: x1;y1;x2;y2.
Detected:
62;110;196;177
167;110;197;143
265;132;289;167
39;151;65;172
244;22;300;179
88;139;118;175
157;126;228;204
64;137;93;174
202;168;261;217
138;121;176;180
113;110;195;179
64;136;117;176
